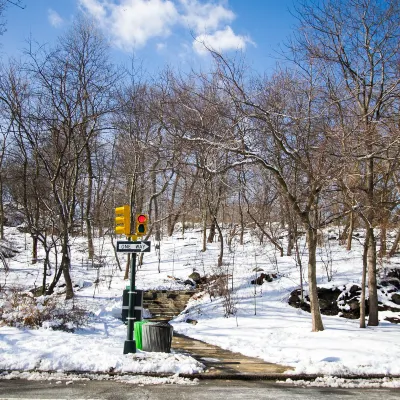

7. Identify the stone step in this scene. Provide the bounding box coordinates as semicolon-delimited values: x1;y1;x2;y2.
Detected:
144;306;188;312
144;298;192;303
140;289;197;322
144;302;189;309
149;310;178;315
144;300;186;305
143;301;191;307
148;312;178;318
144;305;189;311
146;308;183;315
143;298;194;304
146;307;182;313
143;291;196;300
146;317;171;322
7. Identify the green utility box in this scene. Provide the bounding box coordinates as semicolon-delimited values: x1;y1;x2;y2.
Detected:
122;287;143;323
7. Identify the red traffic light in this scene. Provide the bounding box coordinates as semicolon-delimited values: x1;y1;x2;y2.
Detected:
137;214;147;223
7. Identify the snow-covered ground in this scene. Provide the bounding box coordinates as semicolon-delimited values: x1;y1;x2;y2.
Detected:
0;225;400;380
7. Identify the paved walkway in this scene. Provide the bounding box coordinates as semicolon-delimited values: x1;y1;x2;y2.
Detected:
171;332;293;377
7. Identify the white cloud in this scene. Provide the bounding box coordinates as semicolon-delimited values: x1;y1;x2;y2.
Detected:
79;0;178;50
178;0;235;33
193;26;252;55
48;9;64;28
79;0;107;20
79;0;254;54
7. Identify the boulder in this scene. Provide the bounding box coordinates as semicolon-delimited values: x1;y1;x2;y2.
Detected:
385;317;400;324
188;272;201;284
184;279;196;288
380;279;400;290
288;289;310;312
288;285;367;319
385;269;400;289
251;273;274;285
0;240;18;259
388;268;400;280
391;293;400;305
317;288;341;315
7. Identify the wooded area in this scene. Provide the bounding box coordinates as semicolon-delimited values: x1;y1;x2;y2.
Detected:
0;0;399;332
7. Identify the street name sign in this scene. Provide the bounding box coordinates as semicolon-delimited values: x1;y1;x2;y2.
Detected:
117;241;151;253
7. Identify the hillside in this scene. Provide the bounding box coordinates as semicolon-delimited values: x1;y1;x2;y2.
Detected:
0;226;399;376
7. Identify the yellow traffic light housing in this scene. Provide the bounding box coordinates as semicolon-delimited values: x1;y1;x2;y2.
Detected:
115;205;131;236
135;214;148;236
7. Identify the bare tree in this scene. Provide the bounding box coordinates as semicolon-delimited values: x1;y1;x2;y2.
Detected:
295;0;400;326
160;56;340;331
1;19;117;299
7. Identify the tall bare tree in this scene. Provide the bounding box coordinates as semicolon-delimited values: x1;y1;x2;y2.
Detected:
295;0;400;326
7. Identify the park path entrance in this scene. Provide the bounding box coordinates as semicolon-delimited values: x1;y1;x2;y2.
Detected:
171;332;293;377
143;289;292;377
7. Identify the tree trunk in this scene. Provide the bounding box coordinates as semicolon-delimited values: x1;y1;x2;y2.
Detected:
207;220;216;243
0;179;3;240
346;211;354;251
46;266;63;295
287;228;293;257
367;227;379;326
388;229;400;257
151;170;161;241
366;153;379;326
124;253;130;280
286;200;294;256
360;229;369;328
167;174;180;236
32;236;38;264
339;219;350;245
42;245;51;296
61;234;74;300
307;228;324;332
379;223;387;258
202;205;207;252
215;217;224;267
238;193;244;246
85;145;94;259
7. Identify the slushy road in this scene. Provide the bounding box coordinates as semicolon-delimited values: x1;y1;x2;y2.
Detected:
0;378;399;400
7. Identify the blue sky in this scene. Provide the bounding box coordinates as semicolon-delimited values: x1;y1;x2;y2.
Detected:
1;0;297;74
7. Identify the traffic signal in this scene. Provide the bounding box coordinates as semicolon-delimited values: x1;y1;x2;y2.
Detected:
115;205;131;235
135;213;148;236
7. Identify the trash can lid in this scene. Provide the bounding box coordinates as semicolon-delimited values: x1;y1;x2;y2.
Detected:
144;322;173;328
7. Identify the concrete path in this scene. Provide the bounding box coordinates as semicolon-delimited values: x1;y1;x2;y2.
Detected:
171;332;293;377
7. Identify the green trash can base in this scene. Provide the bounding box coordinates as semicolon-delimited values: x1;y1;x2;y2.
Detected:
134;320;149;350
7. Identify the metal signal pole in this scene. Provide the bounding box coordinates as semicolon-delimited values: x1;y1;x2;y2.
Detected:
123;253;136;354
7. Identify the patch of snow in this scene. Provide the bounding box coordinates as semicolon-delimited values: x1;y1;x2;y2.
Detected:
1;226;400;377
280;376;400;388
0;371;198;385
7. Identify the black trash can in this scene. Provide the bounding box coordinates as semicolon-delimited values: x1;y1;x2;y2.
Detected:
141;322;174;353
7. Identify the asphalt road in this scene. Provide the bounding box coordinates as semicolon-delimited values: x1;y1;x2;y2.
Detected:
0;378;399;400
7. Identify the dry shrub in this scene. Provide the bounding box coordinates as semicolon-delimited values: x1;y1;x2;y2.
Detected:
203;273;238;317
0;288;89;331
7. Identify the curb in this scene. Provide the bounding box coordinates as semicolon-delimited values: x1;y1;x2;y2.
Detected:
179;373;400;381
1;369;400;382
0;370;177;379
